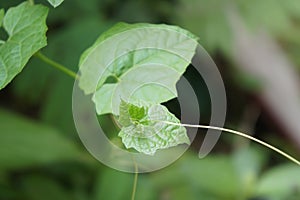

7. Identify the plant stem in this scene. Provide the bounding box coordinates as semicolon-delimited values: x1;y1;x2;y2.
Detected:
162;121;300;166
131;160;138;200
35;52;79;80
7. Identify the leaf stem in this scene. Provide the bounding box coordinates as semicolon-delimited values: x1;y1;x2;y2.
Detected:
35;52;79;80
131;159;138;200
162;121;300;166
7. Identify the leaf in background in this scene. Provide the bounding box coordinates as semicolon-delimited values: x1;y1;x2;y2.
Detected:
0;2;48;90
175;0;300;56
118;101;189;155
237;0;291;35
0;108;82;171
134;175;157;200
0;9;4;27
47;0;64;8
254;164;300;199
232;146;268;198
183;156;240;199
79;22;198;115
93;168;132;200
93;165;162;200
19;175;72;200
174;0;232;55
281;0;300;19
151;154;240;199
45;0;101;25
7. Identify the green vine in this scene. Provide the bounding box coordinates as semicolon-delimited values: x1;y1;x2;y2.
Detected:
35;51;79;80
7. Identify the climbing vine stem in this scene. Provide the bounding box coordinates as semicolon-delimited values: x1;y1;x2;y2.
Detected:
162;121;300;166
35;51;79;80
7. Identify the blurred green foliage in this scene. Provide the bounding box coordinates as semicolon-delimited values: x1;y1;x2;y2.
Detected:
0;0;300;200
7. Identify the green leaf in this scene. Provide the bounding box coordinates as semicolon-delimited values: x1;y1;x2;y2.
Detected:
92;84;117;116
232;146;268;198
118;99;147;127
47;0;64;8
80;23;197;154
151;154;240;199
0;2;48;90
118;101;190;155
118;99;137;127
254;164;300;199
93;168;132;200
0;108;82;171
182;155;240;199
128;102;146;122
79;22;198;115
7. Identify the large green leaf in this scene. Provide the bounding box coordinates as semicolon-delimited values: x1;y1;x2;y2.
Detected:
0;2;48;90
79;22;198;115
0;108;82;170
47;0;64;8
254;164;300;199
79;23;197;155
118;100;190;155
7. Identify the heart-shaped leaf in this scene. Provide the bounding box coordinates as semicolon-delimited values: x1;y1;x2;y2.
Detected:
79;22;198;115
118;100;190;155
79;23;197;155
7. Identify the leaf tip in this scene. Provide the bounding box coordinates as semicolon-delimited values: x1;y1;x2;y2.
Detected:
47;0;64;8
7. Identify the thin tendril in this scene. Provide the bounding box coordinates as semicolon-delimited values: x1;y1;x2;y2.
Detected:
162;121;300;166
